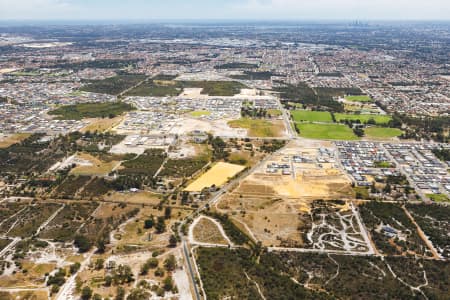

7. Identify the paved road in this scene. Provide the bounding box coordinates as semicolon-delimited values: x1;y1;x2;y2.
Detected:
182;240;201;300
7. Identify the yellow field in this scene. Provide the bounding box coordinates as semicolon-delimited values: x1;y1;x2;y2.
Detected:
70;153;119;176
0;133;31;148
185;162;246;192
81;116;123;133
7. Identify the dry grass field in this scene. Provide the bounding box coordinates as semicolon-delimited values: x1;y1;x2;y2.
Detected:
192;217;228;245
0;133;31;148
70;153;120;176
104;191;162;205
185;162;246;192
80;116;123;133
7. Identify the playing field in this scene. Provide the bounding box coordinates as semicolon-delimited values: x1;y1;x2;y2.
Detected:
364;127;403;139
291;110;333;123
345;95;373;102
185;162;246;192
427;194;450;203
335;113;392;125
296;123;358;140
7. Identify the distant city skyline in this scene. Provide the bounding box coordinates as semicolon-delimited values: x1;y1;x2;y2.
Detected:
0;0;449;21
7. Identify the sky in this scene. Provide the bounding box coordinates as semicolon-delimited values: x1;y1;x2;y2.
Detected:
0;0;449;21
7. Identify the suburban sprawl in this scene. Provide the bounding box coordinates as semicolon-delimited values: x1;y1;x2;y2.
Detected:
0;21;449;300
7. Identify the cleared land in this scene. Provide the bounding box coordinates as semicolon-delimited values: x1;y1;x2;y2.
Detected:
185;162;246;192
70;153;120;176
291;110;333;123
216;142;354;247
81;116;123;133
228;118;285;137
335;113;392;125
296;123;358;140
364;127;403;139
49;102;134;120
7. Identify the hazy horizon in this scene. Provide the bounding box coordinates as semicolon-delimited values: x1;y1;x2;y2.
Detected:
0;0;449;22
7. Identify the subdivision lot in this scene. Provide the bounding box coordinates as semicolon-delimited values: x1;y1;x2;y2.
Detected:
216;141;355;247
185;162;245;192
296;123;358;140
291;110;333;123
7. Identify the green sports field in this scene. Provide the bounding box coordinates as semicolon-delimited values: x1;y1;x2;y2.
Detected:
427;194;450;203
335;113;392;125
296;123;358;140
345;95;373;102
364;127;403;139
291;110;333;123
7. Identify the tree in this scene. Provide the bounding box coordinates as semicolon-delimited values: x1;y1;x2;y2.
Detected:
96;238;106;254
126;289;150;300
163;276;174;291
95;258;104;270
164;255;176;272
69;262;81;275
104;275;112;287
164;206;172;219
115;287;125;300
169;235;177;248
74;235;92;253
93;294;102;300
155;217;166;234
81;286;93;300
144;216;154;229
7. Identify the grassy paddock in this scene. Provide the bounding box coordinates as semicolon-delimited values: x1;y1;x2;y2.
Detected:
228;118;283;137
291;110;333;123
364;127;403;139
335;113;392;125
296;123;358;140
